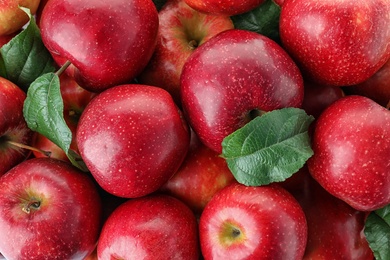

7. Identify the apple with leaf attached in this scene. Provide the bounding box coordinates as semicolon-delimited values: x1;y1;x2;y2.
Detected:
181;29;304;154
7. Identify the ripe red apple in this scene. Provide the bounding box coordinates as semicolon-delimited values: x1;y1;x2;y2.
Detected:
184;0;265;16
344;58;390;108
39;0;159;92
32;74;96;161
289;168;374;260
307;95;390;211
199;182;307;259
181;29;304;154
76;84;190;198
97;194;200;259
0;157;103;259
0;0;41;36
160;130;237;215
279;0;390;86
0;77;34;176
138;0;234;106
0;30;19;47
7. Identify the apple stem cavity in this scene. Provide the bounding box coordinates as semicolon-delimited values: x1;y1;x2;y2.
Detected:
188;39;198;50
22;199;41;214
7;140;52;157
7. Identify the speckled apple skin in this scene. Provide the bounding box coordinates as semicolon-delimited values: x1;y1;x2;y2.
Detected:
184;0;265;16
0;158;102;260
199;182;308;259
0;77;34;175
76;84;190;198
307;95;390;211
97;194;200;259
180;29;304;154
40;0;159;92
280;0;390;86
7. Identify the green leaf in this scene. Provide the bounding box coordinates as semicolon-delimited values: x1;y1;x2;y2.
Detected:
221;108;314;186
231;0;281;42
0;7;56;92
364;204;390;260
23;71;88;172
23;73;71;152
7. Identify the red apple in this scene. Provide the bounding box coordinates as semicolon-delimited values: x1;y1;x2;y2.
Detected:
184;0;265;16
301;81;345;119
32;74;96;161
307;95;390;211
288;167;374;260
199;182;307;259
344;58;390;107
0;0;41;36
279;0;390;86
138;0;234;106
39;0;159;92
76;84;190;198
97;194;200;259
180;29;304;154
0;30;19;47
160;130;237;215
0;77;34;176
0;157;102;259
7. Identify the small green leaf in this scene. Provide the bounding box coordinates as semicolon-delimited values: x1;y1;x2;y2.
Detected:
231;0;281;42
364;204;390;260
23;73;71;153
222;108;314;186
0;7;56;92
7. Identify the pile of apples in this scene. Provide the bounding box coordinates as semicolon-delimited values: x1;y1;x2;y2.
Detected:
0;0;389;259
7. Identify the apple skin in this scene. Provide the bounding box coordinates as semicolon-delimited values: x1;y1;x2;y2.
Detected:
32;74;96;161
344;58;390;108
199;182;307;259
138;0;234;107
0;77;34;176
160;130;237;215
184;0;265;16
279;0;390;86
0;0;41;36
0;157;103;260
40;0;159;92
97;194;200;259
181;29;304;154
76;84;190;198
307;95;390;211
285;167;374;260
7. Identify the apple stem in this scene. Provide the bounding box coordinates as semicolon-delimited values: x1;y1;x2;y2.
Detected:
22;200;41;214
7;140;52;157
56;60;72;77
